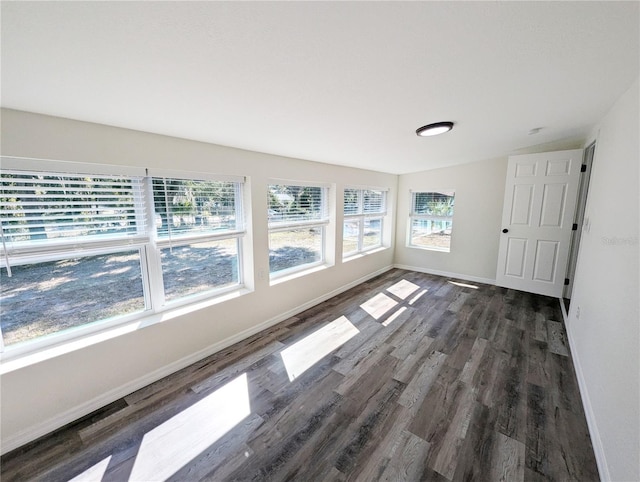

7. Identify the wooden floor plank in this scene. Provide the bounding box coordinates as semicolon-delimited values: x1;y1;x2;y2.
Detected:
451;401;497;481
460;337;488;385
347;407;412;481
333;378;405;475
547;319;570;356
489;431;526;482
392;335;436;384
397;350;447;413
377;430;431;482
0;269;598;482
427;384;477;479
191;340;286;394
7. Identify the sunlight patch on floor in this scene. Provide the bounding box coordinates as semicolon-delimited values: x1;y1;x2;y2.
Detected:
68;455;112;482
129;373;251;481
409;289;428;305
382;306;408;327
386;279;420;299
360;292;398;320
448;281;479;289
280;315;359;382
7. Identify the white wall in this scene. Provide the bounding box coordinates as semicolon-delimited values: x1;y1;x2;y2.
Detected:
0;109;398;452
566;77;639;481
394;157;508;284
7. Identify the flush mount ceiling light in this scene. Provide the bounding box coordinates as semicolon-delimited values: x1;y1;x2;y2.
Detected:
416;121;454;137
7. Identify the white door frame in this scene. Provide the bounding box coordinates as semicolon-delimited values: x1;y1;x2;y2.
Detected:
563;142;595;299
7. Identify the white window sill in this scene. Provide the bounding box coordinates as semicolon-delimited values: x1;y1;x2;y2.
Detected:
269;262;330;286
407;244;451;253
0;287;252;374
342;246;388;262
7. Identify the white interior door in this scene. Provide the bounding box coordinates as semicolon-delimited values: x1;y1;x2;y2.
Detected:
496;149;583;297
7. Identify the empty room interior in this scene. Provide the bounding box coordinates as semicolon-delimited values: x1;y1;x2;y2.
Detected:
0;2;638;481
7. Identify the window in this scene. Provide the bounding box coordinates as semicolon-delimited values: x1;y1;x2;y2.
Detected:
343;188;387;257
151;177;244;302
268;183;329;277
409;191;455;252
0;161;245;351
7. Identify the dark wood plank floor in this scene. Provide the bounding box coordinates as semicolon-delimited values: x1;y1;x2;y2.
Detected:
1;269;599;481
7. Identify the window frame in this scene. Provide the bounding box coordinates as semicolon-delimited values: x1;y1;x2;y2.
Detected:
147;173;246;308
267;181;330;279
0;158;247;356
342;187;387;258
408;190;455;252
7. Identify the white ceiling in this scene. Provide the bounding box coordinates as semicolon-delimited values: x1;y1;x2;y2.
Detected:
2;2;638;175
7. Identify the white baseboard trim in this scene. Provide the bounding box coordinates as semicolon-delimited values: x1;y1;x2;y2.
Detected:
1;265;393;455
393;264;496;286
559;299;610;481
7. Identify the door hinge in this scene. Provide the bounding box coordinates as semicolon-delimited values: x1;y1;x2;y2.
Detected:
581;164;587;172
564;278;570;286
572;223;578;231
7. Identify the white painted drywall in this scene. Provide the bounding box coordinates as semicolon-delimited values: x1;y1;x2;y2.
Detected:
566;77;639;481
394;157;508;283
0;109;398;452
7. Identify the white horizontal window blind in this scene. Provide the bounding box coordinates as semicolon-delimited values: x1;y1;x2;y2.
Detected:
344;188;386;215
343;188;361;215
1;170;145;245
363;189;386;214
152;177;243;240
268;184;328;228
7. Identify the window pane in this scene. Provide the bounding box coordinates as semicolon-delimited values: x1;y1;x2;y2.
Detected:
0;171;144;244
343;219;360;255
410;218;452;251
153;178;240;238
412;191;454;215
0;250;145;346
268;185;327;226
269;228;323;274
363;218;382;249
161;238;239;302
